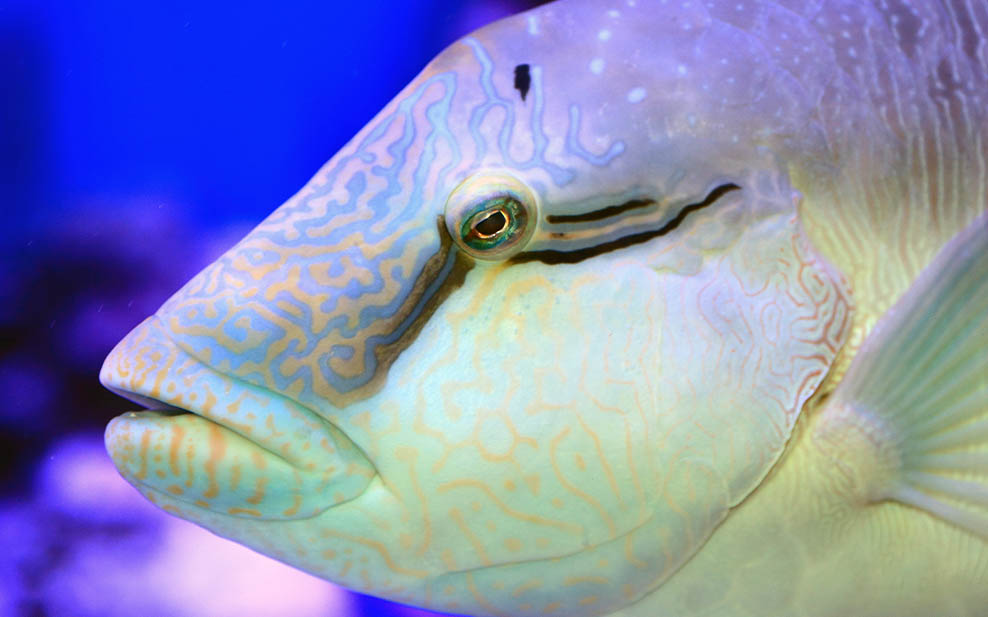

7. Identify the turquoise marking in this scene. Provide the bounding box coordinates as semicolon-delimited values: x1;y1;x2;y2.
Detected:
567;104;626;166
463;38;575;186
407;74;460;217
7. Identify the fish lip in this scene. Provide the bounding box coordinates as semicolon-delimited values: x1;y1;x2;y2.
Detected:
99;315;262;446
99;314;360;466
101;374;298;474
101;315;378;517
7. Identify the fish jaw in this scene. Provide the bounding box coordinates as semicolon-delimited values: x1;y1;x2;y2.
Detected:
100;315;376;520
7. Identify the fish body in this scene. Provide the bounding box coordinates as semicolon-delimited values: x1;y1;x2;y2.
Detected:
101;1;988;616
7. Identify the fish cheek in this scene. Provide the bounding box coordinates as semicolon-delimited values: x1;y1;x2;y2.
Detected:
329;263;668;571
340;260;736;616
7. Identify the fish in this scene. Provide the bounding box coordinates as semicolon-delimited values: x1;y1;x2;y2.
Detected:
100;0;988;615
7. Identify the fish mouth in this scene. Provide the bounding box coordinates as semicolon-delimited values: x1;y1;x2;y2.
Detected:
101;316;376;520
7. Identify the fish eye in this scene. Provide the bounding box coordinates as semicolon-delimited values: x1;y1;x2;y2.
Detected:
444;172;537;260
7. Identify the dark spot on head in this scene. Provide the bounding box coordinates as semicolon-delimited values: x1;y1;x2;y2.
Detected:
514;64;531;102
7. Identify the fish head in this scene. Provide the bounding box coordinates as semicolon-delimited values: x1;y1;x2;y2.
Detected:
102;3;850;616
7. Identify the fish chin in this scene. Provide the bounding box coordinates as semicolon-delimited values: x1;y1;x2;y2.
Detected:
101;316;376;520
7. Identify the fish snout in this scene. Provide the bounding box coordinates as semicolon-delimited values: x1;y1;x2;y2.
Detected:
100;316;376;520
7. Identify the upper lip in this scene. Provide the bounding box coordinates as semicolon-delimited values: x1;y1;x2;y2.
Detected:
101;315;377;505
101;314;331;466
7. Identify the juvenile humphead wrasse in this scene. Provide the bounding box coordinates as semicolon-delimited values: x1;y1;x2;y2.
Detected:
101;1;988;615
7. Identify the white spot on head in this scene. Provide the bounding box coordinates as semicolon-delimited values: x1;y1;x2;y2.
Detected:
677;64;688;76
598;29;612;41
590;58;605;74
627;87;647;103
608;9;620;17
527;16;539;35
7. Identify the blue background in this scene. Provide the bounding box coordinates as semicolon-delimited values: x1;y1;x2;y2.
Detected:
0;2;547;615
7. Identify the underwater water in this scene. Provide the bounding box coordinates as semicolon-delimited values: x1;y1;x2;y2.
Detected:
0;2;547;615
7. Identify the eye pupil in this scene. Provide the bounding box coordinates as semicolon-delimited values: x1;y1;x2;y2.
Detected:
473;209;508;238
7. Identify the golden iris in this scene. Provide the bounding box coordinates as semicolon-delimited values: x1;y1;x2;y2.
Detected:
444;173;537;260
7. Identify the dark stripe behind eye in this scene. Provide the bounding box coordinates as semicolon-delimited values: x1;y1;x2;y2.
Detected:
514;183;741;265
546;198;656;224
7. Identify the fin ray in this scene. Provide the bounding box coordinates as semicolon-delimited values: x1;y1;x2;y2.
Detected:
893;485;988;538
827;212;988;538
922;452;988;473
904;472;988;507
921;418;988;451
911;372;985;434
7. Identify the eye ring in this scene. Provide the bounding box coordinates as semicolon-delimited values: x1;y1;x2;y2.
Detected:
444;172;538;260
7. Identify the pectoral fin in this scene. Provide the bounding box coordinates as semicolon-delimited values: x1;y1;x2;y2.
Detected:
819;212;988;538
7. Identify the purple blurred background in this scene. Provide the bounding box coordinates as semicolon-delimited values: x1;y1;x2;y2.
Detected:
0;2;548;615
